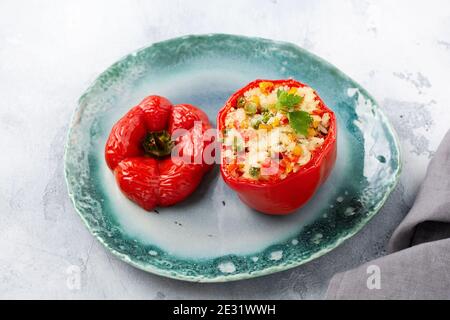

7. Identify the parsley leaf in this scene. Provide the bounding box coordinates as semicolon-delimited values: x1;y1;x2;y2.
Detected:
276;89;303;112
249;167;261;178
287;111;312;136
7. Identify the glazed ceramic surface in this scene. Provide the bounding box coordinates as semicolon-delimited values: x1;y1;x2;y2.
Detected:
64;34;401;282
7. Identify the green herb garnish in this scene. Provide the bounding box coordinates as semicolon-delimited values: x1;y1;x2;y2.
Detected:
276;89;303;112
287;111;313;136
249;167;261;178
261;111;272;123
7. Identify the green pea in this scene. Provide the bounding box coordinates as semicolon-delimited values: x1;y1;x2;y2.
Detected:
244;102;257;115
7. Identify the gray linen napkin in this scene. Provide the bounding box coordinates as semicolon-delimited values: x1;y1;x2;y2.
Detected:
326;129;450;299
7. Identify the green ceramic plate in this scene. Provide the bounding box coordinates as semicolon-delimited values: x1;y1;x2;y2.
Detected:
64;34;401;282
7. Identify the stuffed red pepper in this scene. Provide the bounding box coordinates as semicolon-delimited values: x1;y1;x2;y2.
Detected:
105;95;212;211
218;79;337;215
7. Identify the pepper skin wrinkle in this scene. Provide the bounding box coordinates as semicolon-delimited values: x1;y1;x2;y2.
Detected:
105;95;212;211
218;79;337;215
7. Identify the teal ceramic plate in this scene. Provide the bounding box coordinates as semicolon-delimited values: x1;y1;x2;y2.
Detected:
65;34;401;282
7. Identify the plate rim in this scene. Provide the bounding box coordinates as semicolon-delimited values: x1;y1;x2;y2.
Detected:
64;33;402;282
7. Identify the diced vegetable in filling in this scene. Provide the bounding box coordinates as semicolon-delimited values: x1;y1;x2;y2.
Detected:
222;82;331;181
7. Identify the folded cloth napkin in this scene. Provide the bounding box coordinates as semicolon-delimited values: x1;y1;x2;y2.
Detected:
326;129;450;300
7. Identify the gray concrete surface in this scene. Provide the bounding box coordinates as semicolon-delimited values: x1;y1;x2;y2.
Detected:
0;0;449;299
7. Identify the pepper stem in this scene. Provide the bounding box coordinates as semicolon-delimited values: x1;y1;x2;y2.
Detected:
142;130;174;158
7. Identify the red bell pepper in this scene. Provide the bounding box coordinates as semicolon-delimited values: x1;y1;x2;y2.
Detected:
105;95;212;211
217;79;337;215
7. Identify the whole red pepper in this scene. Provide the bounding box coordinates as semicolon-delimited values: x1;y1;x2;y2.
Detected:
217;79;337;215
105;95;212;211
